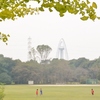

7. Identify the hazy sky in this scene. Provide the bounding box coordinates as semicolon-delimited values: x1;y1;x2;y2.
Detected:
0;0;100;62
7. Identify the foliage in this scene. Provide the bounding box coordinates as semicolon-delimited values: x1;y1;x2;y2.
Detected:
0;0;100;44
0;0;99;21
0;0;38;44
0;84;5;100
0;0;37;21
0;32;10;45
36;0;100;21
0;55;16;84
28;45;52;62
36;45;52;61
0;54;100;84
0;73;12;84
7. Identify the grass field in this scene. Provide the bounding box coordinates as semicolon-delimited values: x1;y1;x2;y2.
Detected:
4;85;100;100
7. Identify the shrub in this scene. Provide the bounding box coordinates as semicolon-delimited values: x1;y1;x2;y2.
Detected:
0;84;5;100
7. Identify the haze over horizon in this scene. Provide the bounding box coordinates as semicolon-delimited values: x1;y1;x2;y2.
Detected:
0;0;100;62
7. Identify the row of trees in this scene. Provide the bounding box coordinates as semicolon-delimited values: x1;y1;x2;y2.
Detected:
0;54;100;84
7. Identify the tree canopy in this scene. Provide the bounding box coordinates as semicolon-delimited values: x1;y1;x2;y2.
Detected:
0;0;99;21
36;44;52;61
0;0;100;44
37;0;100;20
0;54;100;84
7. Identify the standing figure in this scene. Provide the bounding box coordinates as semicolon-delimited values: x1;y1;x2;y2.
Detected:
40;88;43;95
91;89;94;95
36;89;38;96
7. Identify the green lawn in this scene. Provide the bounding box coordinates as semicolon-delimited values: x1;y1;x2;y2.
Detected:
4;85;100;100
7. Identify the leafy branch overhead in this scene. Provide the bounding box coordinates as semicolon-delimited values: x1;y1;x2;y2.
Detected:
0;0;100;44
36;0;100;21
0;0;38;44
0;0;99;21
0;32;10;45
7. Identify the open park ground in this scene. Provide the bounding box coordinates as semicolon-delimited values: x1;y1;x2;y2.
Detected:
4;84;100;100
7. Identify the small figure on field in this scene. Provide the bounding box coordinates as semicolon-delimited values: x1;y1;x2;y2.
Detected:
40;88;43;95
91;89;94;95
36;89;38;96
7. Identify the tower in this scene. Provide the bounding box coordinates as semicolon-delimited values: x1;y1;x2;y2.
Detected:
56;38;68;60
27;37;32;61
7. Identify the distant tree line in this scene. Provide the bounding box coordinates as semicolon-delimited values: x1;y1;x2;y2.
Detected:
0;54;100;84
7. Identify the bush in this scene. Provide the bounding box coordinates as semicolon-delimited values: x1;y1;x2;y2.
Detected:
0;84;5;100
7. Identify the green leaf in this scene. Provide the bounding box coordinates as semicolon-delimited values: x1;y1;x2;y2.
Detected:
7;34;10;37
86;0;90;4
49;8;53;12
24;0;29;2
68;8;74;14
97;17;100;20
3;38;7;42
92;2;97;9
59;13;64;17
80;16;89;21
90;15;96;21
74;10;79;15
39;7;44;11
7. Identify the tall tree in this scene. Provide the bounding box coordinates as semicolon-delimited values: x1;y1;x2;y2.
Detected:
36;45;52;61
31;47;37;60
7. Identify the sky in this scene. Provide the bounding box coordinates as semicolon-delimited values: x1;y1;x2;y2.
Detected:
0;0;100;62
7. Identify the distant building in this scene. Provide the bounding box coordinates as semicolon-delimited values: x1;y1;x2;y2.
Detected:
56;38;68;60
